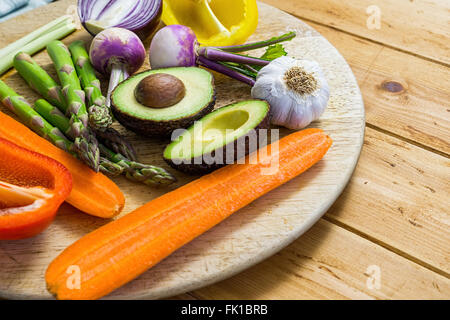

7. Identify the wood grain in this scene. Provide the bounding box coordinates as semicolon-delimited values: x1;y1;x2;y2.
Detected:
309;22;450;155
326;127;450;275
294;21;450;273
0;1;366;299
261;0;450;65
192;219;450;300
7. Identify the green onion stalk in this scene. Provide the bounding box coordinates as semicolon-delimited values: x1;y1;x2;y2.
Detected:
0;16;76;75
34;99;176;187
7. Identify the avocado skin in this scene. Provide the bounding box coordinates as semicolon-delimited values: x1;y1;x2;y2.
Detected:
111;69;216;137
112;93;216;137
164;110;271;175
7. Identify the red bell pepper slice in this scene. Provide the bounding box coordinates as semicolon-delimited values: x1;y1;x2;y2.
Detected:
0;137;72;240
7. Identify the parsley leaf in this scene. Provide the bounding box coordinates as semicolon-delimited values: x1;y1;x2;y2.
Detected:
260;44;288;61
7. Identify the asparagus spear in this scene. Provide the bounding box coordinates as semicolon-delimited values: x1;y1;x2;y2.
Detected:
68;40;113;131
98;157;124;176
94;127;137;161
0;79;72;152
13;51;137;161
46;40;100;172
99;144;176;187
35;99;176;186
13;52;67;110
68;41;137;160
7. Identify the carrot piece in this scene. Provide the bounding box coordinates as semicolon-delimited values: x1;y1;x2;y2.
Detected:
0;137;72;240
46;128;332;300
0;111;124;219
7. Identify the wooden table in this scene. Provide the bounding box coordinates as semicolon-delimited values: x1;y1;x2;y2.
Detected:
1;0;449;300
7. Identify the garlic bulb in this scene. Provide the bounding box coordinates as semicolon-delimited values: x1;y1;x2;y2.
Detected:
251;56;330;130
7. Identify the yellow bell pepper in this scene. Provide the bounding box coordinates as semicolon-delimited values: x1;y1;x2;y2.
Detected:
162;0;259;46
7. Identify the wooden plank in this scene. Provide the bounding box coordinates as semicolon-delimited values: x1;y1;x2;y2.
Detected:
325;127;450;275
360;48;450;155
308;22;450;155
190;219;450;299
261;0;450;65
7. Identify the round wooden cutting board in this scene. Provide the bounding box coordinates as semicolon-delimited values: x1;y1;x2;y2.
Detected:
0;2;365;299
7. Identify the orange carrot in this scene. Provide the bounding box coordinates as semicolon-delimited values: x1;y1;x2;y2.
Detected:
0;111;124;218
46;128;332;300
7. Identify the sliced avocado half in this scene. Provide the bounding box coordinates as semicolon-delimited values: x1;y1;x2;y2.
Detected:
164;100;270;174
111;67;215;136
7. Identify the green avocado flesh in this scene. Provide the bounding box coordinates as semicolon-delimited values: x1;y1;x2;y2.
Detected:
111;67;215;136
164;100;270;174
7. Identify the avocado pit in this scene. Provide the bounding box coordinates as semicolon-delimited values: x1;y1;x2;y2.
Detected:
135;73;186;108
111;67;216;136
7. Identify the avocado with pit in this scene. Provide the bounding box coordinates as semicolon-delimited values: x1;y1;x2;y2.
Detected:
163;100;271;174
111;67;216;136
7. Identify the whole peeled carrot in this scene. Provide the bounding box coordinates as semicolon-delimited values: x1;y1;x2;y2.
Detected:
0;111;124;218
46;128;332;300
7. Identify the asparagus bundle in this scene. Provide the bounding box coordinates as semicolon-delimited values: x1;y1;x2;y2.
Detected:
0;80;122;175
46;40;100;172
68;40;113;131
5;40;174;186
35;99;176;186
13;52;137;161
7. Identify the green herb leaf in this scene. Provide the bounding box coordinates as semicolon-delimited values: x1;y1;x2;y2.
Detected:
260;44;288;61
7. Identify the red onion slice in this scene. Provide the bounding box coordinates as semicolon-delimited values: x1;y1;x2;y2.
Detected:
78;0;162;39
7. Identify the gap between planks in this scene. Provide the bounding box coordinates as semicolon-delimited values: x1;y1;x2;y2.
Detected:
366;123;450;159
322;215;450;279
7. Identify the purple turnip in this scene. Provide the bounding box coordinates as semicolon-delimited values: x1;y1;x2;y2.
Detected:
149;25;297;86
90;27;146;106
